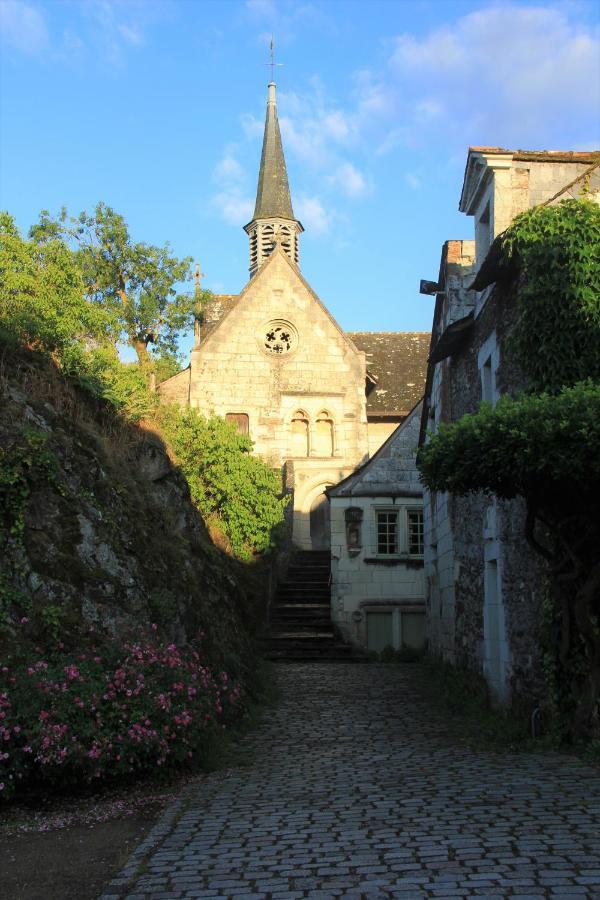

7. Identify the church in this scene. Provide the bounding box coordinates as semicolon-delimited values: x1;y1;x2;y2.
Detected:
158;80;429;550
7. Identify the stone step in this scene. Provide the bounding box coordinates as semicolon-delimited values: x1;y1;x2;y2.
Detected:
278;582;330;591
270;630;336;640
278;578;329;590
265;642;368;662
271;604;330;616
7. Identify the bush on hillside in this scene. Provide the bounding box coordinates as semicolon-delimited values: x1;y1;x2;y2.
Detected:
158;405;288;560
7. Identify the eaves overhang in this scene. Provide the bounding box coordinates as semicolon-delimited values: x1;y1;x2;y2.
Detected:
429;313;474;364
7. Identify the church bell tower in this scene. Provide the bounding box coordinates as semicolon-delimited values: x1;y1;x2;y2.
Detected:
244;81;303;277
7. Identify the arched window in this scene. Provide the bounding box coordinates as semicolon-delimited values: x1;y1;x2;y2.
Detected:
313;411;334;457
291;411;309;457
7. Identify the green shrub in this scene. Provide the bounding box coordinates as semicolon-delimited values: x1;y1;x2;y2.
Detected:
157;405;288;560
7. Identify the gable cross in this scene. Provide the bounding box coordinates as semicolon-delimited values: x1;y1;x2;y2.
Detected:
194;262;206;347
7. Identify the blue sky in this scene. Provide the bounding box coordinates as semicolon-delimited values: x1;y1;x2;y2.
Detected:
1;0;599;356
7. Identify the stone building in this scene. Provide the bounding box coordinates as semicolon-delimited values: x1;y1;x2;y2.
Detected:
419;147;600;706
328;401;426;654
159;81;428;549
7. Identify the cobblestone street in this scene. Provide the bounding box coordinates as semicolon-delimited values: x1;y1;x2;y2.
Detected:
101;663;600;899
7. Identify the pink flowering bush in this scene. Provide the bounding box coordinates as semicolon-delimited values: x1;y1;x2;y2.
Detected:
0;629;244;801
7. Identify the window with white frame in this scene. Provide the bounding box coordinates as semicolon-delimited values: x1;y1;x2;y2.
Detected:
377;511;398;555
375;507;424;557
407;509;424;556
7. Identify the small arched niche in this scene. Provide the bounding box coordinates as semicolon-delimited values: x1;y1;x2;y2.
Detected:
313;411;334;457
290;410;309;457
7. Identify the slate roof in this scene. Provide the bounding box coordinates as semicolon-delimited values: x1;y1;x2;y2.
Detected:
347;332;430;416
200;294;239;342
252;85;296;221
468;147;600;163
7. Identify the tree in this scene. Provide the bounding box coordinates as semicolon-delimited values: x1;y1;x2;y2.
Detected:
30;204;195;376
157;405;288;560
418;199;600;738
0;212;111;362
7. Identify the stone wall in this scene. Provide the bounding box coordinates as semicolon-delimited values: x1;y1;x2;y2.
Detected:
157;367;190;403
182;249;370;548
425;266;547;706
423;156;598;707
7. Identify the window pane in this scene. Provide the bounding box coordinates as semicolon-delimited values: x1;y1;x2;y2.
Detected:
407;509;424;555
377;511;397;554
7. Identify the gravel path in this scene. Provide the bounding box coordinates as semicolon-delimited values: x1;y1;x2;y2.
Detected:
101;663;600;899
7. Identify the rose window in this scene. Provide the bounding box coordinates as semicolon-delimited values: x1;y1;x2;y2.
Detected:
262;320;298;355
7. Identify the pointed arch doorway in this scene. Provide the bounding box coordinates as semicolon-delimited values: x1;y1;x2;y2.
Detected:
309;491;331;550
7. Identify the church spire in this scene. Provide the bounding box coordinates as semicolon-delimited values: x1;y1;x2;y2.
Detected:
244;79;303;277
253;82;295;220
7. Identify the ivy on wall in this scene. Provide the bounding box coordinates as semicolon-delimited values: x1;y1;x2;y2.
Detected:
418;199;600;740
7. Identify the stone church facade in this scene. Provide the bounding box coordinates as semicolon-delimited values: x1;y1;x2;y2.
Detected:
159;81;428;550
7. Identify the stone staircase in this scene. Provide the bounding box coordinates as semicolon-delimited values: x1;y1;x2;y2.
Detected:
266;550;366;662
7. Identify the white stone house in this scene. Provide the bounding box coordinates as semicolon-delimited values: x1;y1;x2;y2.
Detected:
419;147;600;706
327;402;426;654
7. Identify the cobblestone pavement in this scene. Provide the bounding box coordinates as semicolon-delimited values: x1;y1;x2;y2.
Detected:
101;663;600;899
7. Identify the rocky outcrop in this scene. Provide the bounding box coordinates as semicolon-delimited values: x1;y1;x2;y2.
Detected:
0;345;266;671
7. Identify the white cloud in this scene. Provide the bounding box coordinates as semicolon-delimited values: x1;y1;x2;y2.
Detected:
213;190;254;227
118;22;144;46
295;194;329;235
215;153;245;182
211;149;254;226
388;5;600;147
405;172;422;191
0;0;48;54
327;162;369;198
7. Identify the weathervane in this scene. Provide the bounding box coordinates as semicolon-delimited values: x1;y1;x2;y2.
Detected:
265;35;283;82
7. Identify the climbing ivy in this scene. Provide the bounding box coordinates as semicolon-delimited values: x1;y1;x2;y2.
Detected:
418;198;600;740
0;430;56;538
0;430;57;630
502;199;600;392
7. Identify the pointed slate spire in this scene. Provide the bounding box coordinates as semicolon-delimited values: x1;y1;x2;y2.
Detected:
253;83;295;220
244;82;303;277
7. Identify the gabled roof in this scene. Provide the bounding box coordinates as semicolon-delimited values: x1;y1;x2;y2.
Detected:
327;400;423;498
195;245;365;361
347;332;430;416
200;294;239;342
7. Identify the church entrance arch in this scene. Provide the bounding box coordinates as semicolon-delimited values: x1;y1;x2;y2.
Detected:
309;491;331;550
